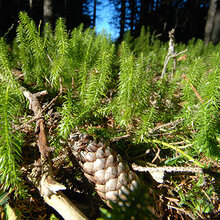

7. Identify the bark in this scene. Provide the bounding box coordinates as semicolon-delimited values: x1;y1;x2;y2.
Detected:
20;86;88;220
204;0;217;45
211;7;220;44
139;0;150;30
20;88;51;159
43;0;53;24
29;0;33;9
128;0;136;34
119;0;126;40
93;0;97;27
44;192;88;220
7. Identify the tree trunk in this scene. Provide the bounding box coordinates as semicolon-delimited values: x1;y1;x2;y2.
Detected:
119;0;126;40
138;0;150;30
93;0;97;27
211;6;220;45
204;0;217;45
29;0;33;9
43;0;53;24
128;0;135;34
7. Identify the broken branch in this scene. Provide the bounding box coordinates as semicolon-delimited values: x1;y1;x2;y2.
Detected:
21;87;88;220
161;29;188;79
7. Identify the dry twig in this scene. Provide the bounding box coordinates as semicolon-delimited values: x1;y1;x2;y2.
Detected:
149;119;184;134
161;29;187;79
132;163;203;183
21;87;88;220
16;88;63;131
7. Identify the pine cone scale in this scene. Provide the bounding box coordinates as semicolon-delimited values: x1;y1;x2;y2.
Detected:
93;158;106;172
83;162;94;174
70;133;138;204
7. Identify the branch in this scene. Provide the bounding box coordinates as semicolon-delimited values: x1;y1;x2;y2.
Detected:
132;163;203;183
0;71;87;219
149;119;184;133
132;163;203;174
44;192;88;220
111;133;131;142
15;88;62;131
21;87;88;220
161;29;187;79
204;0;218;45
20;87;51;158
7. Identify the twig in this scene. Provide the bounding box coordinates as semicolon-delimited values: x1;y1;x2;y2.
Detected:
168;49;188;59
21;87;51;158
15;89;62;131
42;77;63;113
111;134;131;142
182;74;204;103
165;196;179;203
161;29;175;79
21;87;88;220
15;115;43;131
151;146;161;163
132;162;203;184
149;119;183;133
43;89;62;112
167;205;196;219
161;29;188;79
201;188;212;203
52;154;68;163
44;192;88;220
132;163;203;174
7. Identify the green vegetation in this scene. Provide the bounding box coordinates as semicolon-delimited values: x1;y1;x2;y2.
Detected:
0;12;219;219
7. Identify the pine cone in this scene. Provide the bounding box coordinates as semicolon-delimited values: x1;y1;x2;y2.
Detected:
70;133;138;203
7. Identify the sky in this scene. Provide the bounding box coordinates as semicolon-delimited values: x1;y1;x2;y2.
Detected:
95;0;119;39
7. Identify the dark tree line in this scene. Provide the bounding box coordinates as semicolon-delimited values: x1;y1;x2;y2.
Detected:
0;0;220;44
111;0;210;42
111;0;220;44
0;0;93;40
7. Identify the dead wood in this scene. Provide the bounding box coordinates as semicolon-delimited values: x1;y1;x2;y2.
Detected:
20;86;88;220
